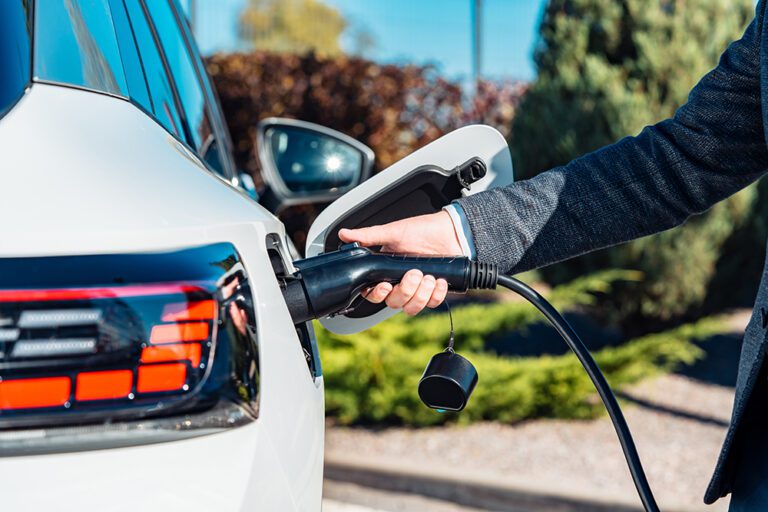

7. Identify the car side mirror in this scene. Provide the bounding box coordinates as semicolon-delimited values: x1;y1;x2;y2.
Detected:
256;118;374;213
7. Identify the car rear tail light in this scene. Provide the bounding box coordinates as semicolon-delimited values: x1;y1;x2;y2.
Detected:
0;243;259;453
0;282;216;414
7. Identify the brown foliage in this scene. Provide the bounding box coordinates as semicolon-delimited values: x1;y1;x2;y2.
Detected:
467;80;529;139
205;50;526;245
207;51;465;177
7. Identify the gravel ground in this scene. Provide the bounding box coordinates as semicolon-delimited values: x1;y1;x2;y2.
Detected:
323;500;385;512
325;373;736;511
323;481;486;511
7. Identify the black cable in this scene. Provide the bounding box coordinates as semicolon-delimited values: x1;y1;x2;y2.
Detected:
496;274;660;512
445;299;455;352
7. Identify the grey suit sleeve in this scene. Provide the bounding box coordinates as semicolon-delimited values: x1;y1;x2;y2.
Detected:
456;9;768;274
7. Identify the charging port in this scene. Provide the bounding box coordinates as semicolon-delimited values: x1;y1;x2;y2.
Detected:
267;234;321;379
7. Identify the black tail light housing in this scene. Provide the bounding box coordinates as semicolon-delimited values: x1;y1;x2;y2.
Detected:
0;243;259;453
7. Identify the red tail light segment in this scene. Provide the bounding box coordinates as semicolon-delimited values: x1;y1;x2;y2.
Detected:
141;344;202;367
0;377;71;409
0;283;210;303
150;321;210;344
137;363;188;393
76;370;133;401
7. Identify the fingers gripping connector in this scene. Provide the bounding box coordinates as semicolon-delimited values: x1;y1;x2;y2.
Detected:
282;243;498;325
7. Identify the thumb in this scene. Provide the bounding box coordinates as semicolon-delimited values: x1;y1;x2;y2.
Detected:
338;225;395;247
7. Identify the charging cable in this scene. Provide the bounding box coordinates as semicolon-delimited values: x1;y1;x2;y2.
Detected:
497;274;660;512
445;299;455;352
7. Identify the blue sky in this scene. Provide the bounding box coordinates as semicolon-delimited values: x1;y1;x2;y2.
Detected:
183;0;547;81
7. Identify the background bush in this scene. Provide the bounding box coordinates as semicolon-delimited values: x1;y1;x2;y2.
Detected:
318;272;727;426
510;0;756;325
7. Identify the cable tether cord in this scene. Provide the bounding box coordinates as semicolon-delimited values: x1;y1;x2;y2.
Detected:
497;274;661;512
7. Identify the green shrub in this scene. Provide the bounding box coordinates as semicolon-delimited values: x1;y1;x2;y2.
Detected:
317;272;727;426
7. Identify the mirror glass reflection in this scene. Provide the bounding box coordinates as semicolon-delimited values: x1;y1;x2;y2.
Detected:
265;126;363;194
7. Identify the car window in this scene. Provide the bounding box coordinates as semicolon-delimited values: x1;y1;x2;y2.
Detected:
143;1;214;155
0;1;31;120
144;0;232;178
173;0;237;175
108;0;150;110
201;138;227;176
34;0;129;96
123;0;184;139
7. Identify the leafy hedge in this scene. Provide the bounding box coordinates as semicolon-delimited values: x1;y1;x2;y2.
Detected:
317;271;727;426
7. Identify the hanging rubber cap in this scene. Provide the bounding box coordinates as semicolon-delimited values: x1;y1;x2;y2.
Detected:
418;351;478;411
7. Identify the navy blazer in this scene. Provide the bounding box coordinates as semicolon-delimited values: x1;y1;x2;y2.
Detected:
457;1;768;503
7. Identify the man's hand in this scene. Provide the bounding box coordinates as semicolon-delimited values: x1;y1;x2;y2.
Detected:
338;211;463;315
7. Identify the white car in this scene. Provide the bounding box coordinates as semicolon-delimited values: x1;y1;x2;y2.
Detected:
0;1;512;510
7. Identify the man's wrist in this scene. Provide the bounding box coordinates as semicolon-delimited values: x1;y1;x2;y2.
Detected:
443;204;476;258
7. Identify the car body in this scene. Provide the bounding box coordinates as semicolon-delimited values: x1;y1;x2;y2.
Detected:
0;1;512;510
0;2;324;510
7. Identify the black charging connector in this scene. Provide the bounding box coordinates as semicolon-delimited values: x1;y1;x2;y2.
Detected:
282;243;496;325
